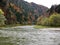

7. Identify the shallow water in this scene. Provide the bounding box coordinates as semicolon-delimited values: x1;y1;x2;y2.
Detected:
0;26;60;45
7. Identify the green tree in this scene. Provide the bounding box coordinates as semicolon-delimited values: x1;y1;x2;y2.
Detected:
0;9;6;26
49;13;60;26
37;16;49;26
37;13;60;27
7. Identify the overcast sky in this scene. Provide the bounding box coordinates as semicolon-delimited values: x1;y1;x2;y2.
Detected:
24;0;60;8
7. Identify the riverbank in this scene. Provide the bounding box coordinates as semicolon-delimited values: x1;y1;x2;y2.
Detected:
0;24;34;29
34;25;60;29
0;24;21;29
0;25;60;30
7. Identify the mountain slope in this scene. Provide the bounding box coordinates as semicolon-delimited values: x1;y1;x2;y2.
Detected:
0;0;48;24
48;4;60;15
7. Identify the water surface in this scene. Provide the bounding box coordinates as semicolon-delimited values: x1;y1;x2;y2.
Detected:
0;26;60;45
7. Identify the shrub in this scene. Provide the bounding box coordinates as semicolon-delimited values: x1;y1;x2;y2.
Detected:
37;13;60;27
0;9;6;26
41;18;49;26
49;14;60;26
37;16;49;26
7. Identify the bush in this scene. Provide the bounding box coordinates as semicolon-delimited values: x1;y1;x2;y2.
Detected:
0;9;6;26
41;18;49;26
49;14;60;26
37;13;60;27
37;16;49;26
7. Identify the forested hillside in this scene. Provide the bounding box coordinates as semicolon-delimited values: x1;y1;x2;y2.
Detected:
0;0;48;25
37;4;60;26
48;4;60;15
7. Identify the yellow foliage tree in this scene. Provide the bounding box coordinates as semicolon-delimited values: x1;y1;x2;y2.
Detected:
0;9;6;26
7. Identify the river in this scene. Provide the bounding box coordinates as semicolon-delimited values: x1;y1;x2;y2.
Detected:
0;26;60;45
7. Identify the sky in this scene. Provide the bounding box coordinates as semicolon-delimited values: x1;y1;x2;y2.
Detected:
24;0;60;8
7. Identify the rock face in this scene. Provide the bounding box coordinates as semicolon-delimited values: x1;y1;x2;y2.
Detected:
0;0;48;24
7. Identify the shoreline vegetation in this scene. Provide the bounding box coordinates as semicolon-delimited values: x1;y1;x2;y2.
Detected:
36;13;60;28
0;24;33;29
34;25;60;29
0;24;60;29
0;24;21;29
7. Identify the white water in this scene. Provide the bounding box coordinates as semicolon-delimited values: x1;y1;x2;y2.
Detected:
0;26;60;45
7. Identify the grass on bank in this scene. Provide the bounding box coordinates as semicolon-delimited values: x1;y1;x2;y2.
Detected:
34;25;60;29
0;24;22;29
0;24;33;29
34;25;48;29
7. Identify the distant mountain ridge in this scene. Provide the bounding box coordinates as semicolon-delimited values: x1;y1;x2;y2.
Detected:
0;0;48;24
9;0;48;15
48;4;60;15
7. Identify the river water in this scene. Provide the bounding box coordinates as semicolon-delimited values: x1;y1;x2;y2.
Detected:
0;26;60;45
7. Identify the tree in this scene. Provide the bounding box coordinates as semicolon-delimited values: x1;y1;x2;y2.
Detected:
0;9;6;26
37;13;60;27
55;4;60;13
49;13;60;26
